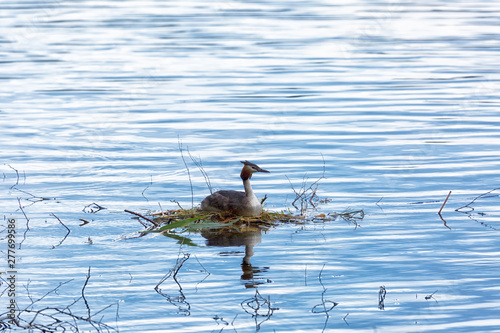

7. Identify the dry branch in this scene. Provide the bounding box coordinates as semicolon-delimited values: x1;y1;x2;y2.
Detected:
79;218;90;226
82;266;92;319
187;147;212;194
286;154;326;214
17;197;30;247
50;213;71;248
438;191;452;215
142;175;152;202
124;209;159;226
7;164;20;189
455;188;499;230
456;187;500;213
0;270;118;332
155;252;192;316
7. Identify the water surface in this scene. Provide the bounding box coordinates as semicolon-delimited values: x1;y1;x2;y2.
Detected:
1;0;500;332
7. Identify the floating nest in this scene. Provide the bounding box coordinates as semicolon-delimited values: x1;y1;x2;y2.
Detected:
122;206;363;245
142;207;364;234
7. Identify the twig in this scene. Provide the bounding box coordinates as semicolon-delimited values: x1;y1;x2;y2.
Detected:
438;191;452;215
3;272;117;332
193;254;211;292
309;185;319;208
260;194;268;205
438;213;451;230
18;197;30;225
50;213;71;248
318;265;328;316
170;199;184;210
142;175;152;202
311;264;338;333
83;202;106;214
240;289;275;331
17;197;30;248
158;202;165;216
454;188;500;230
375;197;384;211
92;302;118;318
343;313;350;326
23;279;74;312
124;209;158;226
187;147;212;194
178;136;194;208
378;286;387;310
7;164;20;189
456;187;500;213
287;154;326;214
79;218;90;226
425;290;438;303
13;188;52;206
155;252;192;315
230;314;239;331
82;267;92;319
156;253;191;291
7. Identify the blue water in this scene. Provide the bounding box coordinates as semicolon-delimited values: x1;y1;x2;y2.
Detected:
1;0;500;332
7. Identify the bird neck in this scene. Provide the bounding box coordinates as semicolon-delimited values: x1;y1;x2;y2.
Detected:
240;167;255;197
242;178;254;197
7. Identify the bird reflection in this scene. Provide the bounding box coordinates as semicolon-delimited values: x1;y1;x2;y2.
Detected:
201;225;270;288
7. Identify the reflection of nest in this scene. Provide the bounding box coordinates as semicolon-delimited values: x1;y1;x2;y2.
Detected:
201;226;262;247
201;226;268;288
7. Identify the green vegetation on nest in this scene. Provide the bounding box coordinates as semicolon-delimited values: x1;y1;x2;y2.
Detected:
145;207;364;235
149;208;300;232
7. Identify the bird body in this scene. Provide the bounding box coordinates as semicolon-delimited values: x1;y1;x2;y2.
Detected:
201;161;269;217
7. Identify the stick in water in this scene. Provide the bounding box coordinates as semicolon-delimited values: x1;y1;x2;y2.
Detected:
438;191;452;215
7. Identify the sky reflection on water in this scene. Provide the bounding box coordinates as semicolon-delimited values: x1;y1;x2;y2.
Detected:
1;0;500;332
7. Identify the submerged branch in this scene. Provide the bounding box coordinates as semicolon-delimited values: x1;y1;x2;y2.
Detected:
82;266;92;319
50;213;71;248
456;187;500;213
455;188;500;230
1;269;118;332
17;197;30;247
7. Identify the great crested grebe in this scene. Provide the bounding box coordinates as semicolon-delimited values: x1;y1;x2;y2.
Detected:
201;161;270;217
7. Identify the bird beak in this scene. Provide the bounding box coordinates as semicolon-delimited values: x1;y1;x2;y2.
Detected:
258;167;270;173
